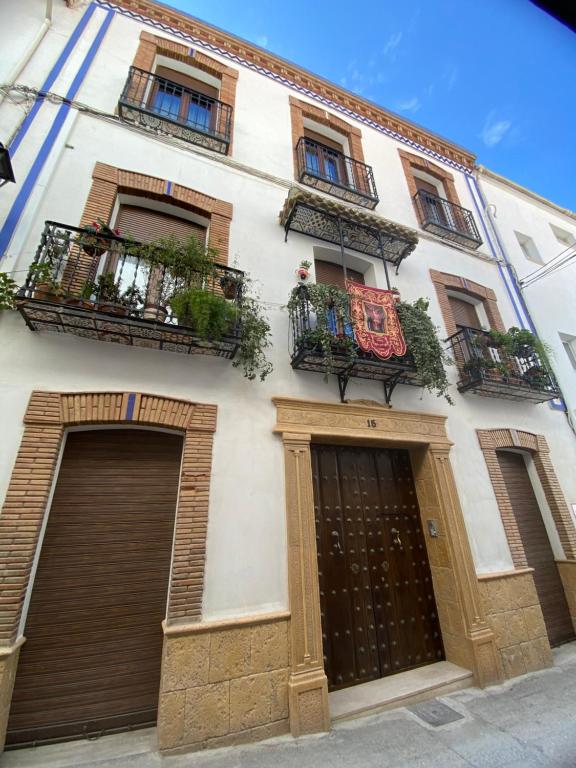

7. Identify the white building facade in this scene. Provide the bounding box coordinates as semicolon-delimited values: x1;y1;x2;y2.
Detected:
0;0;575;755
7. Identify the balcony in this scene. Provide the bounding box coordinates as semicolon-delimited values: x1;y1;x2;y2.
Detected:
289;284;421;403
118;67;233;155
295;137;379;209
413;189;482;249
16;222;244;358
447;326;560;403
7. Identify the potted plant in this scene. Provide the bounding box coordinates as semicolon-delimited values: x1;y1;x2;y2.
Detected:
120;285;144;314
0;272;19;310
76;219;120;257
396;298;453;403
295;260;312;283
220;271;243;300
85;273;126;315
29;262;64;302
287;282;357;378
170;287;238;337
523;365;549;389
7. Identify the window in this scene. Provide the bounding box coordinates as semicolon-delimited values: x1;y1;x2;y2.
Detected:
303;128;346;185
149;66;218;133
515;232;543;265
448;294;482;331
314;259;364;289
550;224;576;249
560;334;576;370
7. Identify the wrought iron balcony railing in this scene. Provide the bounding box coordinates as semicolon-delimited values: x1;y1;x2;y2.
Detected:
118;66;233;155
17;221;244;358
413;189;482;249
289;284;420;403
295;137;379;209
447;326;560;403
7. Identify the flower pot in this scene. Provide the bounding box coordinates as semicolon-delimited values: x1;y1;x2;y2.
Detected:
143;302;167;322
99;301;127;316
296;268;310;283
220;277;240;300
81;236;109;258
33;283;61;302
65;296;94;310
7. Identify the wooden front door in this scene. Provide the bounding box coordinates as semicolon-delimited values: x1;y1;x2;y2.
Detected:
6;429;183;747
497;451;575;647
312;445;444;691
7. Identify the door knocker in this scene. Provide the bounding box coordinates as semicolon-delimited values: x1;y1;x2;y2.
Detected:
391;528;403;548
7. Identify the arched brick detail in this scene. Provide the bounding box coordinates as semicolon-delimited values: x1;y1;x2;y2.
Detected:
430;269;506;337
0;390;218;646
132;30;238;154
289;96;365;180
477;428;576;565
81;162;233;265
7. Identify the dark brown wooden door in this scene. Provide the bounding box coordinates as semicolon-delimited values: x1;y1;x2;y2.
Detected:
312;445;444;691
6;429;183;747
497;451;574;647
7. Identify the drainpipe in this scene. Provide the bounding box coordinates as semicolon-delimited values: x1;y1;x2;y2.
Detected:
472;169;572;427
0;0;53;108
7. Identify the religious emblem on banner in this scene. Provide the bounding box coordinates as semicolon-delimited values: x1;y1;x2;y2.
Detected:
345;279;407;360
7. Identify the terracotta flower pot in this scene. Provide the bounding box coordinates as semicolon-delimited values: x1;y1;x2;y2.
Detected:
143;303;168;322
33;283;61;302
65;296;94;310
296;268;310;282
99;302;127;316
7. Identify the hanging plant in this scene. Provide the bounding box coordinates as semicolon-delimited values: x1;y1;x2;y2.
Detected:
396;298;453;404
287;283;357;377
233;290;274;381
0;272;19;310
488;327;552;369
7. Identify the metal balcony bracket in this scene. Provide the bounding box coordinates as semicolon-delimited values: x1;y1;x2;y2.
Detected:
382;372;402;405
337;372;351;403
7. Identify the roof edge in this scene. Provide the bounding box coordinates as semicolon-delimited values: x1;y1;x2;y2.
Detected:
104;0;477;169
476;165;576;222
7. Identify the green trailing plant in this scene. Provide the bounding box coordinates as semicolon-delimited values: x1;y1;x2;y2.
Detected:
287;283;357;378
233;292;274;381
396;298;453;404
170;287;238;339
0;272;18;310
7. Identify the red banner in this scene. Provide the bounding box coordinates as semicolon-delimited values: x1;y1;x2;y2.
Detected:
345;279;407;360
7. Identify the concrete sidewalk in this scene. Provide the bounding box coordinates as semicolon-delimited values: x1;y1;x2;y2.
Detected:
3;643;576;768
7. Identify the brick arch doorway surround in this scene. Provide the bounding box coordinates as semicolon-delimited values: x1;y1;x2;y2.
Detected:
273;397;502;737
0;390;217;750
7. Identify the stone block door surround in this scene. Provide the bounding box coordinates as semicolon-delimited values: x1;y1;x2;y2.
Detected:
273;396;503;737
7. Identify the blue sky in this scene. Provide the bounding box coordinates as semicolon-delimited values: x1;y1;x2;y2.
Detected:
166;0;575;210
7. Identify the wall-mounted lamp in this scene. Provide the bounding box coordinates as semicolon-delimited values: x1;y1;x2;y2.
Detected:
0;143;15;187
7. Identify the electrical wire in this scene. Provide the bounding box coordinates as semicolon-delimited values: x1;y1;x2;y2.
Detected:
520;244;576;288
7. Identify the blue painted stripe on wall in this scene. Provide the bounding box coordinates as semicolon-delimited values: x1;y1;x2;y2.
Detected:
125;393;136;420
9;2;97;156
0;8;114;261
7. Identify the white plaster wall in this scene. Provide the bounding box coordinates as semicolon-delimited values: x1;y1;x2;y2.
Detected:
478;174;576;420
0;0;47;87
1;4;576;621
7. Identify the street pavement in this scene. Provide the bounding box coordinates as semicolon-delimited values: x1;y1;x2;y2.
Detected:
3;643;576;768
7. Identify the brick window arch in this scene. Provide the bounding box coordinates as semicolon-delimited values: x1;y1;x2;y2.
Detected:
430;269;506;338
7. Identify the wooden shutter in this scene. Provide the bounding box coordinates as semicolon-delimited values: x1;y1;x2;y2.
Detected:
448;295;481;330
6;430;183;746
155;66;219;99
497;451;574;647
115;205;206;245
315;259;364;290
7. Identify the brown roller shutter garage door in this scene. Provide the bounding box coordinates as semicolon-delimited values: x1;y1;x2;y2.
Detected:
497;451;574;647
6;429;183;746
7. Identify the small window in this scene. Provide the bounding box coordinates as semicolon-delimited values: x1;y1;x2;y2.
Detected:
560;334;576;370
550;224;576;249
515;232;543;265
